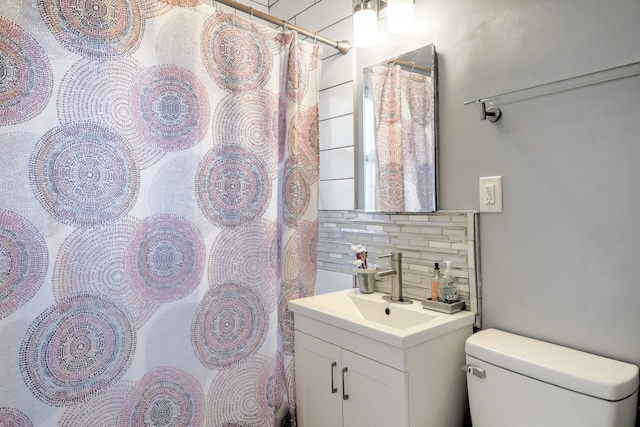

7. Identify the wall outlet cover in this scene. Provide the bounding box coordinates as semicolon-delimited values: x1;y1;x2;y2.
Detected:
479;176;503;213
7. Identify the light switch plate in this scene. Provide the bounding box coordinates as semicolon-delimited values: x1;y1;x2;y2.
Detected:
479;176;503;213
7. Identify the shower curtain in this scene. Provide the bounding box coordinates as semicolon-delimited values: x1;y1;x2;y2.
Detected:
0;1;320;426
371;64;435;212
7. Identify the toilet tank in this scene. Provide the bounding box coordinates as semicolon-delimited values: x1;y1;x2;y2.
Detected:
465;329;639;427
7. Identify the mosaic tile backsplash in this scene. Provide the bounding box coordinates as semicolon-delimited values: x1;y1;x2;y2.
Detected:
316;210;479;311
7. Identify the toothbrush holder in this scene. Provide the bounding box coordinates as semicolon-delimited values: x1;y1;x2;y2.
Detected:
354;267;377;294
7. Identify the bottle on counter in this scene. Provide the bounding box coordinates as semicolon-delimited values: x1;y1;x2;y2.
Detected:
438;260;459;303
430;262;441;301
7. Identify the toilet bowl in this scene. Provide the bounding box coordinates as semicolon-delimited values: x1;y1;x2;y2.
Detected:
464;328;639;427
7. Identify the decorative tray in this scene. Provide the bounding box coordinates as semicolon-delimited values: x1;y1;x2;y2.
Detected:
421;298;465;314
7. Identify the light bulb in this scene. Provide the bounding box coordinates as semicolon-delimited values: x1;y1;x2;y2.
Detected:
387;0;414;34
353;1;378;48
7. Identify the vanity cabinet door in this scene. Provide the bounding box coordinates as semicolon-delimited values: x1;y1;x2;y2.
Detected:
294;331;343;427
294;331;409;427
341;349;408;427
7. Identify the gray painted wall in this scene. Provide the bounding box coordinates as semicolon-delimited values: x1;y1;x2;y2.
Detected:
355;0;640;367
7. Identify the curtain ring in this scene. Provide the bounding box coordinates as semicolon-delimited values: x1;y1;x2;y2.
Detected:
283;20;289;31
410;61;415;72
250;7;254;21
313;32;318;45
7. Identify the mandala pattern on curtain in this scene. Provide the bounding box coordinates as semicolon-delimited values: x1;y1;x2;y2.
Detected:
371;64;435;212
0;2;320;426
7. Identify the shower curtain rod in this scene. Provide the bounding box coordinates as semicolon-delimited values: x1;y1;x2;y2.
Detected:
214;0;352;55
389;59;432;73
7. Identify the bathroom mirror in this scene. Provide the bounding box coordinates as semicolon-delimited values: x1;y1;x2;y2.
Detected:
358;44;438;212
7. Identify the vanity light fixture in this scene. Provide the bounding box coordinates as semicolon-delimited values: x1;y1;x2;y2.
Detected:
353;0;378;48
387;0;414;33
353;0;416;47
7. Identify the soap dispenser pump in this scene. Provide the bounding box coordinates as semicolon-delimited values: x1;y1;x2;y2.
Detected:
438;261;458;303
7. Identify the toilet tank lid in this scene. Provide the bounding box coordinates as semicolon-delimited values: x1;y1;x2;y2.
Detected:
465;329;639;401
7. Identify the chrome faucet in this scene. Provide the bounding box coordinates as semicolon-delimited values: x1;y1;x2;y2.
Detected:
377;252;412;304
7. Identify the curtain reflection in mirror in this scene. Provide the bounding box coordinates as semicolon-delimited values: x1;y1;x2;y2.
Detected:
363;64;435;212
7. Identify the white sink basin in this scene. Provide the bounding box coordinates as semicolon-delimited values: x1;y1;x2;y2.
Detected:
288;289;475;350
323;291;438;329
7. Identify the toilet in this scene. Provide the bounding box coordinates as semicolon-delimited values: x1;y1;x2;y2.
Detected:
464;328;639;427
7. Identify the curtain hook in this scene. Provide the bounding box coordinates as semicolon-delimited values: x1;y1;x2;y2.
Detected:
410;61;415;72
250;7;254;21
283;20;289;31
314;32;318;45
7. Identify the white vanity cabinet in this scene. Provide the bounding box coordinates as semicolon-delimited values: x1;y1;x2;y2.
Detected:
294;330;408;427
288;290;476;427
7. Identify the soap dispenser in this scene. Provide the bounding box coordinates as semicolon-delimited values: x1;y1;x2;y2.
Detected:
438;261;458;303
430;262;441;301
